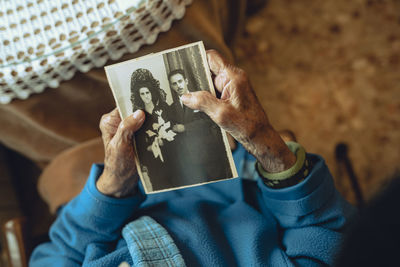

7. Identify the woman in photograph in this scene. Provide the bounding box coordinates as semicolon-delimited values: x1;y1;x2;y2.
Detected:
130;68;176;191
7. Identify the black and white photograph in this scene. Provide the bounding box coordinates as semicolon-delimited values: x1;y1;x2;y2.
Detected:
105;42;237;193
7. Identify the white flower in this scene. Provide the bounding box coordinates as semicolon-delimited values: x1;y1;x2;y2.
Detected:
145;110;176;162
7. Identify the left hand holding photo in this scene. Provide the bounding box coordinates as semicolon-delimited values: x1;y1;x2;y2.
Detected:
96;109;145;198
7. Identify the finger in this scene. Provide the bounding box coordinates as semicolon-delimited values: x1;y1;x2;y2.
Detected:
206;50;229;93
181;91;225;123
207;50;240;94
278;129;297;142
113;110;145;148
206;50;228;76
100;108;121;146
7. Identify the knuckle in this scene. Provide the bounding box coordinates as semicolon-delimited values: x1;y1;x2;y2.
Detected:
207;49;217;55
99;115;108;131
239;68;249;81
198;90;210;100
207;49;223;62
190;95;201;109
233;68;249;86
214;106;231;125
192;92;208;108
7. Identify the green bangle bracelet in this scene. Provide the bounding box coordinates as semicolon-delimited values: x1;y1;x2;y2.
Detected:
256;142;312;188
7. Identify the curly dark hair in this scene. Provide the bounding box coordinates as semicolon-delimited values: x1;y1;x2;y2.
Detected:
130;68;166;111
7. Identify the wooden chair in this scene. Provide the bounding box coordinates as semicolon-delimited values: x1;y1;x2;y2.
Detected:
2;217;29;267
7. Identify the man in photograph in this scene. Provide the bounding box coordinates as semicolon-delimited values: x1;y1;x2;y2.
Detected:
166;69;232;185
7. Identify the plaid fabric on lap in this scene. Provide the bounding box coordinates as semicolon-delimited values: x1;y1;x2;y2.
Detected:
122;216;186;267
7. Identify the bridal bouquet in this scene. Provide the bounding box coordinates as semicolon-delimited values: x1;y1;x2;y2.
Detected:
145;110;176;162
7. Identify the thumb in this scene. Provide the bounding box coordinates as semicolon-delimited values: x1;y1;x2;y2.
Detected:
113;110;145;147
181;91;222;119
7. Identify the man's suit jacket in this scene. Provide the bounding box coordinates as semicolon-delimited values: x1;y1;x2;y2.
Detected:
168;89;207;132
163;89;232;186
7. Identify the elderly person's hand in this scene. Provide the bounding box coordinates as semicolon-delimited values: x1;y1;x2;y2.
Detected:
181;50;296;173
96;108;145;198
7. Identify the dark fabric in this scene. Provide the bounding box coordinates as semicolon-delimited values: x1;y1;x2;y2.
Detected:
135;101;177;190
165;89;232;188
335;174;400;267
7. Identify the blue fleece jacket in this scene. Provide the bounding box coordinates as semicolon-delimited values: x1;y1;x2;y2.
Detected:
30;144;355;266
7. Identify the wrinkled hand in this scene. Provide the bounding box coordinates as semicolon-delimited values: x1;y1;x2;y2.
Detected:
172;124;185;133
97;109;145;198
181;50;296;172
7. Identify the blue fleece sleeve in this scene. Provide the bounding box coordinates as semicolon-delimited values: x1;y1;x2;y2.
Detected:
258;154;356;266
29;164;145;266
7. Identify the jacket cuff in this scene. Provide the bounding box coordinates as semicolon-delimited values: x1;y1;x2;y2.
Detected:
258;154;335;217
74;164;146;221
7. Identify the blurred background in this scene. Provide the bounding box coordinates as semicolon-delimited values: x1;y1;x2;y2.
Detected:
1;0;400;265
234;0;400;204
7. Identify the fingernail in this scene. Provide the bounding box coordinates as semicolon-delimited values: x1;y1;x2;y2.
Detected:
133;110;143;120
180;93;190;103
